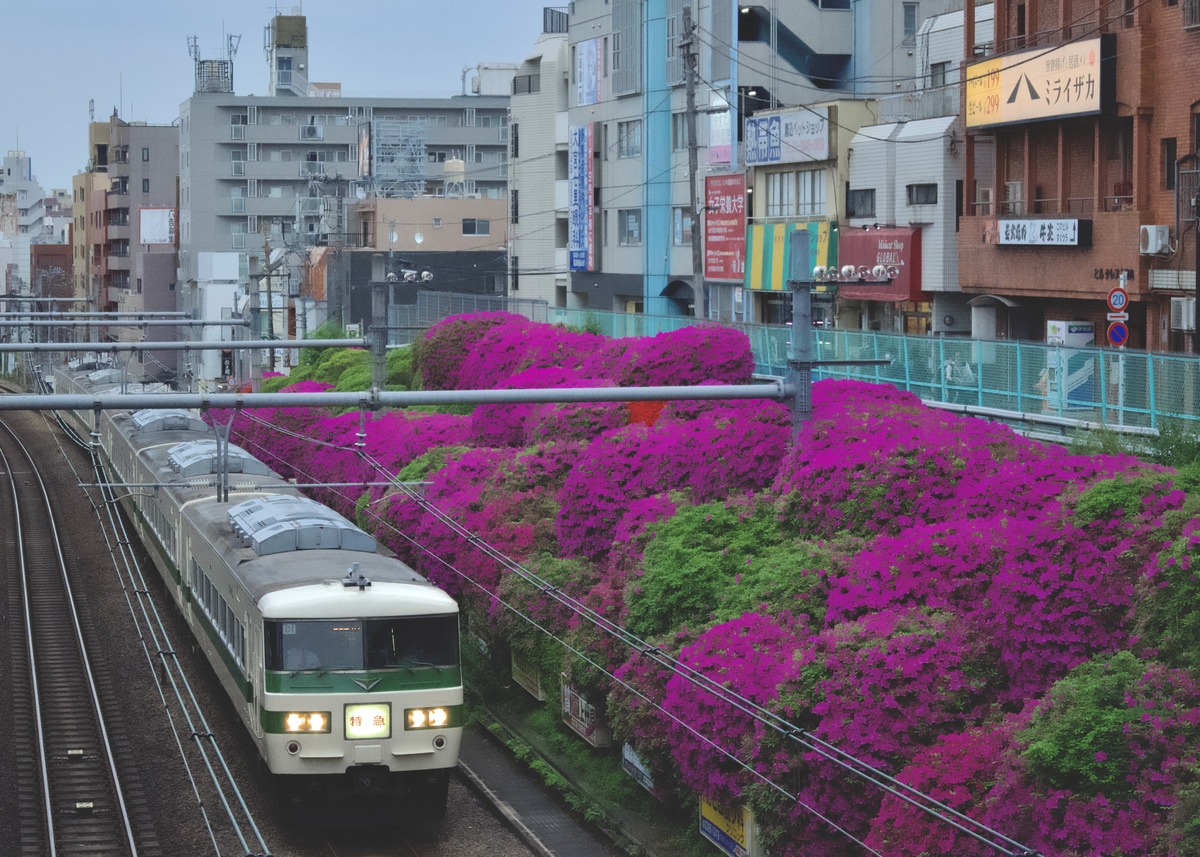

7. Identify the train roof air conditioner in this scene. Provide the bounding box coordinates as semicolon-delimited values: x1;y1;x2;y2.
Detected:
1140;224;1170;255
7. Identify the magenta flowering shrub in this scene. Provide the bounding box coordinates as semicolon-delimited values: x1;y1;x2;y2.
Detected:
977;509;1144;704
214;314;1200;857
866;720;1020;857
607;324;756;387
566;494;681;689
826;516;1006;624
557;399;790;559
468;366;616;447
417;312;524;389
774;379;1137;540
660;613;811;804
454;320;607;391
810;610;995;770
396;437;585;601
526;399;629;445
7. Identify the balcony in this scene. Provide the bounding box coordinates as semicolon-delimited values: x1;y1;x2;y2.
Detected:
555;180;569;213
878;86;961;123
512;74;541;95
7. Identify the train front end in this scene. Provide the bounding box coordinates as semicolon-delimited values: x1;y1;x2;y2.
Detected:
257;577;463;819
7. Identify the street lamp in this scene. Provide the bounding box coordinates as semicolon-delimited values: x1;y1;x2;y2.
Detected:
784;232;895;431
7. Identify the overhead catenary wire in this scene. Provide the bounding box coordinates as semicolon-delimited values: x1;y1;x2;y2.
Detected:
223;404;1045;857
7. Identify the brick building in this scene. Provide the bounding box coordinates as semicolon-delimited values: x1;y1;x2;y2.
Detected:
959;0;1199;351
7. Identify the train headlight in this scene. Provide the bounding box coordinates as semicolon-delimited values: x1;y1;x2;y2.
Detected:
283;711;332;733
406;707;450;730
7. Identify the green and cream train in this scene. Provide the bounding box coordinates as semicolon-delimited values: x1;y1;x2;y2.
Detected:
56;362;461;820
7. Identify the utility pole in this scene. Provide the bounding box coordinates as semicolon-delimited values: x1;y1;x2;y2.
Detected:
682;6;706;320
264;232;277;373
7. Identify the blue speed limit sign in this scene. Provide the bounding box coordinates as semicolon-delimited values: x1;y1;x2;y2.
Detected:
1107;287;1128;311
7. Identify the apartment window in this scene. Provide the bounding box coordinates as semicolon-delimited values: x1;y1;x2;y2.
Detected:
142;147;150;162
1163;138;1177;190
848;188;876;218
511;123;519;159
618;120;642;158
671;113;690;150
766;168;826;217
907;183;938;205
666;13;677;58
142;178;150;193
672;207;693;245
618;208;642;245
903;3;918;45
510;256;519;291
463;218;491;236
930;62;949;88
511;189;520;224
612;31;622;72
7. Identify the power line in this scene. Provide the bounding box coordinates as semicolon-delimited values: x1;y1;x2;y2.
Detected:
226;406;1045;857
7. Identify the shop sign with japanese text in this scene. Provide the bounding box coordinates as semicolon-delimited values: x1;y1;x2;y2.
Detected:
966;35;1114;128
996;218;1093;247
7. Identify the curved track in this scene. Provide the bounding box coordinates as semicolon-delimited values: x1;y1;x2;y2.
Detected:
0;417;144;856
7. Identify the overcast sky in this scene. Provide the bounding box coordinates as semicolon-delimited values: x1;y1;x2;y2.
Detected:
3;0;555;192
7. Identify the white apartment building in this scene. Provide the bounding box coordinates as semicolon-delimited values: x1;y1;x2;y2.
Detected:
508;9;570;309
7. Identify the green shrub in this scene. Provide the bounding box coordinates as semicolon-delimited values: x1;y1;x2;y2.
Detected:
1147;416;1200;468
630;498;829;638
1072;473;1162;524
394;446;470;483
1019;651;1145;796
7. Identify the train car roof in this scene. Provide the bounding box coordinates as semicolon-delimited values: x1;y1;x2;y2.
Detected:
130;408;210;434
228;494;377;555
187;491;439;608
258;577;459;619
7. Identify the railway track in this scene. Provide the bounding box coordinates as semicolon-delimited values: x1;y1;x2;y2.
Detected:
0;417;156;856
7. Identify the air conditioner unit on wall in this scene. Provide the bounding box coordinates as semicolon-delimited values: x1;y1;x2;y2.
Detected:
1140;224;1171;255
1171;297;1195;331
1003;181;1023;214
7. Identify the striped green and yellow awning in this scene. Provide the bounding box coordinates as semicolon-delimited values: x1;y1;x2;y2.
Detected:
744;221;837;291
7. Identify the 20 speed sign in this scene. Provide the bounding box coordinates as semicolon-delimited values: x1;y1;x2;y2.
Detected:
1107;286;1128;312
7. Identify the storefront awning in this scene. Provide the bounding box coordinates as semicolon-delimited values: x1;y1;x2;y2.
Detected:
837;226;925;302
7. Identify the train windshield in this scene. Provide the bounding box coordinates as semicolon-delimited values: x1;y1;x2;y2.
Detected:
265;616;459;673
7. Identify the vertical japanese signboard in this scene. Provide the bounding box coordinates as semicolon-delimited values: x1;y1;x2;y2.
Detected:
704;174;746;281
576;38;601;106
568;124;595;271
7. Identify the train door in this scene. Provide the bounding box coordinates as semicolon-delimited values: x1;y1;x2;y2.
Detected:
249;622;265;739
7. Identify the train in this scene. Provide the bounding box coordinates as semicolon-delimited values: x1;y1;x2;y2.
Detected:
52;357;463;821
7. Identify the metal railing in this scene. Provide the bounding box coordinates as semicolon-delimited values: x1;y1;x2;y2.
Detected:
530;307;1199;434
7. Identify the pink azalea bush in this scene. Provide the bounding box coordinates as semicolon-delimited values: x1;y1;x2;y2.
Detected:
223;314;1200;856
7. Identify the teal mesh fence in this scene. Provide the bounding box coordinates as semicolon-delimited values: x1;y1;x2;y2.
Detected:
546;307;1199;435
